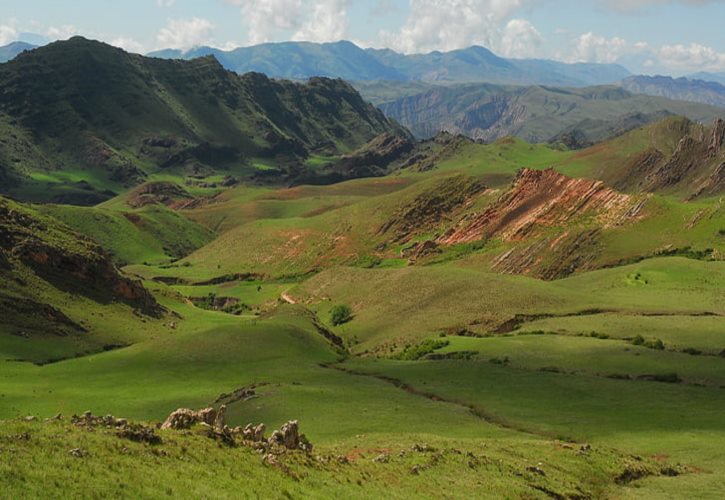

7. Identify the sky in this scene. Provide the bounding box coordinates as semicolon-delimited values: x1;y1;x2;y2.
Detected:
1;0;724;76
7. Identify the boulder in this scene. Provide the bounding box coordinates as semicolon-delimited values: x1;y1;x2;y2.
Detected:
267;420;313;453
160;407;217;430
242;423;266;442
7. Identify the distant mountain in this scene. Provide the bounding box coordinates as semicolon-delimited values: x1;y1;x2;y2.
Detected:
688;71;725;86
149;40;631;87
149;41;407;82
620;75;725;108
375;83;725;145
0;41;36;63
0;37;406;204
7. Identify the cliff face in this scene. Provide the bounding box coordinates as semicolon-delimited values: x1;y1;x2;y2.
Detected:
0;197;163;317
620;75;725;108
438;168;644;245
378;84;724;145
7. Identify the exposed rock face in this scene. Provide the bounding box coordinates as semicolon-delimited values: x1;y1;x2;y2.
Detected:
0;197;163;317
438;168;643;245
620;75;725;108
160;409;313;453
161;407;218;430
379;175;488;243
612;118;725;199
242;423;266;442
269;420;300;449
267;420;313;453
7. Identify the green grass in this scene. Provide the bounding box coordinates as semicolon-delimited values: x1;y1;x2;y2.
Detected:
518;314;725;354
294;258;724;353
0;418;648;499
435;334;725;385
37;203;213;265
341;356;725;498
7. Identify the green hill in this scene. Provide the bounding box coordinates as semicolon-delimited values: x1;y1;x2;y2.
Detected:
0;37;405;204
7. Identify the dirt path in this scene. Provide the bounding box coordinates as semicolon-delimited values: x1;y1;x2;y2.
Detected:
281;292;297;305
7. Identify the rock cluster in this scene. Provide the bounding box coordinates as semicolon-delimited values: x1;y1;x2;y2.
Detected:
160;407;218;430
71;411;161;444
72;411;128;428
161;407;313;454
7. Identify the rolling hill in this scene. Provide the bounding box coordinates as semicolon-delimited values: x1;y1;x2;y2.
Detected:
2;34;725;499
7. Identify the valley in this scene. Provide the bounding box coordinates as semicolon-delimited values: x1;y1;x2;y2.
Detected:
0;37;723;499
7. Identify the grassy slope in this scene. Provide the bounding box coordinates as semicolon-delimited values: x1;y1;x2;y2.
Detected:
37;203;213;265
2;116;724;497
1;418;644;499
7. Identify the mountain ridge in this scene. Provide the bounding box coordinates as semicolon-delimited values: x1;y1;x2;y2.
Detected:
0;37;406;204
147;40;631;87
375;82;725;145
620;75;725;108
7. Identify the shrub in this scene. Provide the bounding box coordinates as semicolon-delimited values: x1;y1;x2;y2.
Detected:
589;331;610;339
330;304;353;326
644;339;665;350
682;347;702;356
631;335;645;346
392;339;450;360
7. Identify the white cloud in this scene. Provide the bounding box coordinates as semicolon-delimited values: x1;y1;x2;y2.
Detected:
292;0;350;42
111;37;146;54
157;0;176;6
602;0;717;12
0;22;18;46
378;0;526;54
498;18;542;58
45;25;79;41
226;0;303;44
156;17;213;50
569;32;628;64
225;0;351;45
659;42;725;71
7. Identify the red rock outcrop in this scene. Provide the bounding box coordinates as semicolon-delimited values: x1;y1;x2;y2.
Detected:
438;168;644;245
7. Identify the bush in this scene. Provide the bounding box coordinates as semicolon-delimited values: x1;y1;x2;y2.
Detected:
631;335;645;346
682;347;702;356
392;339;449;360
330;304;353;326
644;339;665;350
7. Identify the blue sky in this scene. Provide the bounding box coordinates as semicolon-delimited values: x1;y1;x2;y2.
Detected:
1;0;724;75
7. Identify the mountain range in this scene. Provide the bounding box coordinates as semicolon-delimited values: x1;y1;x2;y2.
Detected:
372;82;724;145
147;40;632;87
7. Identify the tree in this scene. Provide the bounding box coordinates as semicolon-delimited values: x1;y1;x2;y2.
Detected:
330;304;352;326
